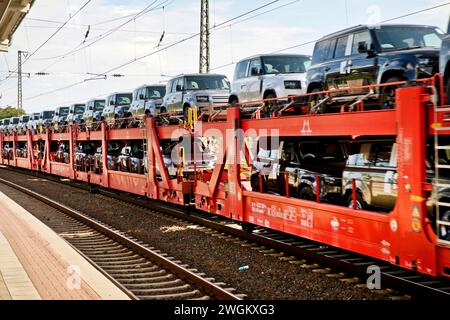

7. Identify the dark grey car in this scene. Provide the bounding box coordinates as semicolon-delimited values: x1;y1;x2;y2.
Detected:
307;24;443;110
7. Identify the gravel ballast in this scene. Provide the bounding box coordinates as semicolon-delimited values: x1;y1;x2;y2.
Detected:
0;168;388;300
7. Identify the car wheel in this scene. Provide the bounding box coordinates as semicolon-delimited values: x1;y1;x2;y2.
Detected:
299;186;315;201
183;106;191;121
229;97;238;107
308;88;327;114
381;76;405;109
439;210;450;241
265;93;276;103
250;173;266;192
347;193;366;210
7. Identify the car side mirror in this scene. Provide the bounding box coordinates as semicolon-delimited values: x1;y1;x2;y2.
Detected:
176;85;183;92
250;67;261;77
358;42;368;54
110;101;115;106
139;94;145;100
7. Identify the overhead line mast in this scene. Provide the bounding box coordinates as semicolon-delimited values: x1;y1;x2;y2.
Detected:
17;50;29;110
199;0;210;73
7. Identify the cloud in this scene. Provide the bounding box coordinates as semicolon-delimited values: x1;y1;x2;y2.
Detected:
1;0;449;112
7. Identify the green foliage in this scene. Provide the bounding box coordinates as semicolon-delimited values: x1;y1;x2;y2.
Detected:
0;106;25;120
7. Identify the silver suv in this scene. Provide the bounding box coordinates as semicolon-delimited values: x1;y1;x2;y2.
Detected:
18;115;30;134
8;117;20;134
27;113;40;132
66;104;86;125
52;106;70;128
35;110;55;133
102;92;133;121
130;84;166;117
229;54;311;104
82;99;105;125
161;74;230;118
0;119;9;133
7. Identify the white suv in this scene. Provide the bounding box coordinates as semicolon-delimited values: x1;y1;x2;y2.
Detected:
229;54;311;104
161;74;230;118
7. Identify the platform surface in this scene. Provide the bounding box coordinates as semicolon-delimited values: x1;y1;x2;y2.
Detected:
0;191;130;300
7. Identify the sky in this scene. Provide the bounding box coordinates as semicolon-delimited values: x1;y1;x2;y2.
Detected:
0;0;449;112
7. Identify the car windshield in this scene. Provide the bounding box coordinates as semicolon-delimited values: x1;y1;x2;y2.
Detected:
3;119;10;125
74;105;85;114
33;114;40;120
300;142;346;161
22;116;30;122
262;55;311;74
374;26;444;51
43;111;54;119
12;118;19;124
60;107;69;116
185;76;230;90
146;87;166;99
94;101;105;111
116;94;132;105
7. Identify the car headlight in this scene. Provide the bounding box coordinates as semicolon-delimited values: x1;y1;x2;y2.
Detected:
196;96;210;103
284;80;302;90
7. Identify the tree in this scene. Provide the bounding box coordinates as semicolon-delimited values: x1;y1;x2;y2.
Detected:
0;106;25;120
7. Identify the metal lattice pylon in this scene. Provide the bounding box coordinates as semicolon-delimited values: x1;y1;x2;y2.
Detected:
199;0;210;73
17;50;23;110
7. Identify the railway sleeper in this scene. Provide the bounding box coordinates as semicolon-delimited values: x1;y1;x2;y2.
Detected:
138;290;203;301
131;284;193;296
90;254;142;262
70;239;117;247
78;246;128;254
107;266;160;275
62;233;106;240
113;274;175;283
85;250;138;258
110;269;168;278
123;279;184;289
97;261;153;269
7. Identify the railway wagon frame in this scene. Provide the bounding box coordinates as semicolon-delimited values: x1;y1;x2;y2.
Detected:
1;78;450;279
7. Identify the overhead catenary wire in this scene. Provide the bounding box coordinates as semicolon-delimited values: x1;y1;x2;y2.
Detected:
19;0;450;104
1;0;93;83
212;0;450;71
7;0;92;79
32;0;170;72
23;0;285;101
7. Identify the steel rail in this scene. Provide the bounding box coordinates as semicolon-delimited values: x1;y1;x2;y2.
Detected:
0;175;241;301
2;167;450;299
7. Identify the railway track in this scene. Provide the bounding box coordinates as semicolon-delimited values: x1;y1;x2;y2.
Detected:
109;193;450;300
0;175;242;301
2;167;450;299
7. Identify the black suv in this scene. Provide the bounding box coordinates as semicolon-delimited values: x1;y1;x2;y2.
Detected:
250;138;347;202
307;24;443;107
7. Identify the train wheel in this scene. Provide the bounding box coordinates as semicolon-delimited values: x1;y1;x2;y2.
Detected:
242;222;255;234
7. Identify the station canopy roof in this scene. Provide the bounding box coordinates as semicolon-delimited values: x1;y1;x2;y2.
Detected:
0;0;34;52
